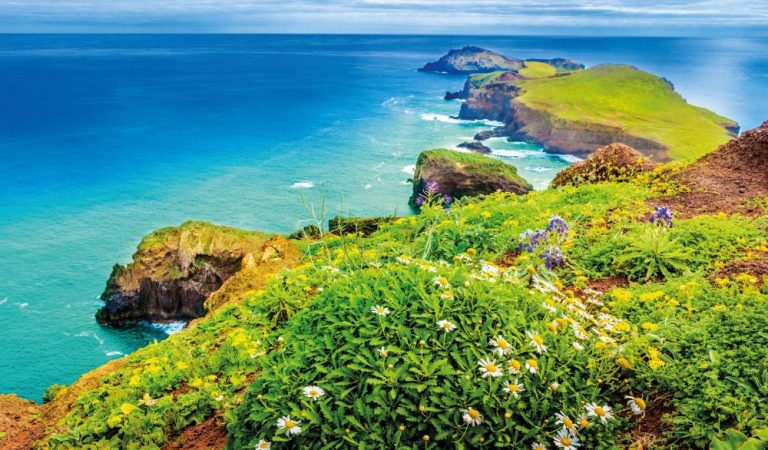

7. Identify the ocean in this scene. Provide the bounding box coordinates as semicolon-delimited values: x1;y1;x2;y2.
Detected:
0;34;766;401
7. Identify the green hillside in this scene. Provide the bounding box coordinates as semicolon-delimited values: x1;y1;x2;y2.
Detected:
516;65;738;160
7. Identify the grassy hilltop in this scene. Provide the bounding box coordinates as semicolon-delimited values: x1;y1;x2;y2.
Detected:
462;63;738;161
7;125;768;450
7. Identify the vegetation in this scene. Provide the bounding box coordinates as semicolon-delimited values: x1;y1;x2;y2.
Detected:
416;149;531;184
519;61;558;79
27;164;768;449
516;65;738;160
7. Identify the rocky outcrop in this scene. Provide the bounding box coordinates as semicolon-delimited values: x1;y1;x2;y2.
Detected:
457;141;492;154
410;149;532;206
551;143;656;187
419;46;524;74
96;221;296;326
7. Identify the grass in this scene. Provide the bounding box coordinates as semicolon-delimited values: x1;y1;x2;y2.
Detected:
467;70;507;88
519;61;557;79
31;171;768;449
515;64;737;160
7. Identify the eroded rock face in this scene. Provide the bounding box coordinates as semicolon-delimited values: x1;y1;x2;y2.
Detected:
419;46;524;74
410;149;532;206
96;221;286;326
551;143;656;187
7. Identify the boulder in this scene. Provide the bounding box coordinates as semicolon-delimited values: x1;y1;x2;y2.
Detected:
550;143;656;187
410;149;532;207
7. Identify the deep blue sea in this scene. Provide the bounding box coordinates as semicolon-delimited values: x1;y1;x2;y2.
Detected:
1;34;766;401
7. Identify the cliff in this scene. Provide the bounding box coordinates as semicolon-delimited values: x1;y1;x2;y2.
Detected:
96;221;298;325
451;62;739;161
410;148;533;206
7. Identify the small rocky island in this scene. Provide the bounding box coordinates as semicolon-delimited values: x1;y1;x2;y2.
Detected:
423;46;739;161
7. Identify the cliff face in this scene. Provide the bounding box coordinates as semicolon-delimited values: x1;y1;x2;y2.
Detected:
410;149;532;205
96;221;294;326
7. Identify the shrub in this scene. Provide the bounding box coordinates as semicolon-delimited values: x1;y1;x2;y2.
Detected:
226;261;641;449
613;227;691;281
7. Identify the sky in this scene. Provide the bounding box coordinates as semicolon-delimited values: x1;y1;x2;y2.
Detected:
0;0;766;35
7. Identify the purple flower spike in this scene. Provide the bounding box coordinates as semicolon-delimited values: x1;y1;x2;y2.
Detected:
542;246;564;269
414;195;425;207
545;215;569;235
424;180;440;194
442;194;453;206
518;229;548;253
649;206;673;227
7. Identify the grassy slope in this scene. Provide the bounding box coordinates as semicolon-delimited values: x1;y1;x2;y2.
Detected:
519;61;557;78
516;65;737;160
31;168;768;448
418;148;532;188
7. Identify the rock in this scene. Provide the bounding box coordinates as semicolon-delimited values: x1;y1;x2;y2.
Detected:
288;224;322;240
474;127;508;141
410;149;532;206
444;90;463;100
419;46;524;74
457;141;492;154
550;143;656;187
96;221;294;326
328;216;395;237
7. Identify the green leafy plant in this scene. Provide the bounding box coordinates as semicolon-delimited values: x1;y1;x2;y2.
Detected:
613;227;692;281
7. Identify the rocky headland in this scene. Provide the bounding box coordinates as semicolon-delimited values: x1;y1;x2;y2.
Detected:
427;47;739;161
96;221;298;326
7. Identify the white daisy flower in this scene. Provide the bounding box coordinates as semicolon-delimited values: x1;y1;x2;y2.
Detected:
276;416;302;435
549;382;560;392
378;347;389;357
532;442;548;450
477;358;503;378
461;407;484;426
527;331;547;354
489;335;513;356
572;342;584;352
255;440;271;450
437;319;457;333
585;403;613;424
440;291;454;300
553;427;580;450
625;395;646;417
504;379;525;398
525;358;539;374
555;412;577;433
433;276;451;289
302;386;325;401
508;359;521;374
371;305;390;316
571;324;588;340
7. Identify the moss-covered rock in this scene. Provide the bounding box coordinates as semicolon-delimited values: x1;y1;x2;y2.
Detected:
551;143;656;187
410;149;532;206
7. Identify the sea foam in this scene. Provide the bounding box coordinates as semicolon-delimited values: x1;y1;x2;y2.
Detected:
419;113;504;127
290;181;314;189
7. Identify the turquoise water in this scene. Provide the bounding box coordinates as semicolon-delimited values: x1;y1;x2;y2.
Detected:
1;35;766;401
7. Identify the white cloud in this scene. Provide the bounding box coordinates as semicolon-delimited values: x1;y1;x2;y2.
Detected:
0;0;765;32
